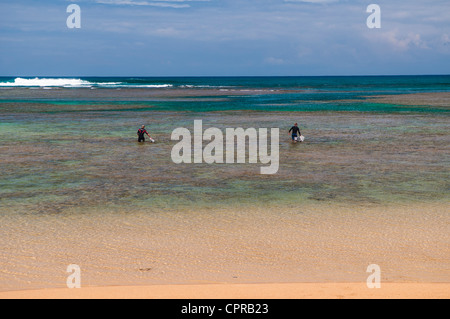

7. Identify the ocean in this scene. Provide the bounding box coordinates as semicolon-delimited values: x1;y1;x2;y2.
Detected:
1;75;450;113
0;76;449;289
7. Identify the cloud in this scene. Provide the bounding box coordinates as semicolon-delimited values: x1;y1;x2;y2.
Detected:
95;0;209;9
371;31;430;51
442;34;450;46
1;0;449;75
284;0;339;3
265;57;285;65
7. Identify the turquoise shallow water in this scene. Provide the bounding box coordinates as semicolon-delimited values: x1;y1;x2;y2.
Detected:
0;112;448;215
0;76;449;215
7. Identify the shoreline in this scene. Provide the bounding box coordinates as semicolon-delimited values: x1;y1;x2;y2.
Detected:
1;283;448;299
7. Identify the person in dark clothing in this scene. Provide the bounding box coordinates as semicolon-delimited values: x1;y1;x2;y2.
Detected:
289;123;302;143
137;125;155;143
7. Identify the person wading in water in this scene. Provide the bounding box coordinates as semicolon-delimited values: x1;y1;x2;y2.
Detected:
137;125;155;143
289;123;303;143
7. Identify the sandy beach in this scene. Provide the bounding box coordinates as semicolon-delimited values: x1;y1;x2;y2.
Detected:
0;283;448;299
0;202;448;298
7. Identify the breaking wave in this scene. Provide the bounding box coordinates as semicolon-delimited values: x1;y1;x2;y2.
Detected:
0;78;173;88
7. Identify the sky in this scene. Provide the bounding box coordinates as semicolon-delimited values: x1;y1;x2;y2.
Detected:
0;0;449;76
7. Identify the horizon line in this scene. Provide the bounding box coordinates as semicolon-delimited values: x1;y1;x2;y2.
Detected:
1;74;450;78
